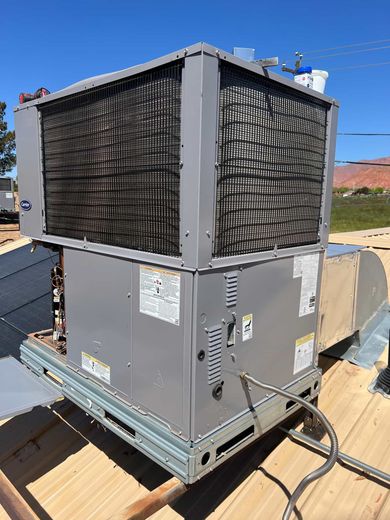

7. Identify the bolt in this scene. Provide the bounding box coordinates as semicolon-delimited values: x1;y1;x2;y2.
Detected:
185;230;190;237
127;292;131;298
221;318;226;324
208;262;213;268
127;362;131;367
206;230;211;238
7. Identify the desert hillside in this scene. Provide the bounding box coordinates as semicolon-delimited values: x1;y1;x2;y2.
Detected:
334;157;390;188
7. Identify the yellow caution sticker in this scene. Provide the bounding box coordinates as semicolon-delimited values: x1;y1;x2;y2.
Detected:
81;352;111;384
242;313;253;342
294;332;315;374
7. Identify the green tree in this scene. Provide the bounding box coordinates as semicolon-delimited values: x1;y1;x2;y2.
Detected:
0;102;16;175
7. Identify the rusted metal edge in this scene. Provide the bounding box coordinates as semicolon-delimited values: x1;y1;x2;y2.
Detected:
108;477;189;520
0;470;39;520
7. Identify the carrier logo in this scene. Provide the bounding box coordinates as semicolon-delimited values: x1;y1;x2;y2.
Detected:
20;199;32;211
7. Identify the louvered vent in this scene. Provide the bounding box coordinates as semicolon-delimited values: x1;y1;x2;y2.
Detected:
207;325;222;385
225;271;238;307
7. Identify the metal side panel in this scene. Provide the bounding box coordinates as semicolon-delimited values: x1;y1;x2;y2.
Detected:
14;105;44;240
0;356;61;420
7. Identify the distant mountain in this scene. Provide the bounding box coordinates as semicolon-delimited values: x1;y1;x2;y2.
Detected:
333;157;390;188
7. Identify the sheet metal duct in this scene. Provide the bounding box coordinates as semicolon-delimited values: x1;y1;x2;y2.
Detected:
318;245;389;357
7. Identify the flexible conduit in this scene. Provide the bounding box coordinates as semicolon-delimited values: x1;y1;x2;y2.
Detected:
240;372;339;520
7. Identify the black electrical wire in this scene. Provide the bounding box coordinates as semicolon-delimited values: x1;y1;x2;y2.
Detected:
337;133;390;136
240;372;339;520
335;160;390;167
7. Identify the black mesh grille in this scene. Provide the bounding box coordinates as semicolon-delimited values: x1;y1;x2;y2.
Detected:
40;62;182;257
0;178;12;191
214;62;329;258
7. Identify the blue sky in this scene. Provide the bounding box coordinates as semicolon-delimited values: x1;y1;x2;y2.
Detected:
2;0;390;175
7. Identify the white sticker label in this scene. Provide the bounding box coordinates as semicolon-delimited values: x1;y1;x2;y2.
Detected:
140;266;180;325
242;314;253;342
5;192;13;199
294;332;315;374
81;352;110;384
293;253;320;317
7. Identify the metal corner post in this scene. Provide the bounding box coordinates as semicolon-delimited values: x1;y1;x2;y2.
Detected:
180;49;219;269
320;103;339;248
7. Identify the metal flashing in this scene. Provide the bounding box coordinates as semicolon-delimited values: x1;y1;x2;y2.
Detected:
0;356;61;420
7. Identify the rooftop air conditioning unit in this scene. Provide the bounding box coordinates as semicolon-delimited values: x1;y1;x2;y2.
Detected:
0;177;15;211
11;43;338;483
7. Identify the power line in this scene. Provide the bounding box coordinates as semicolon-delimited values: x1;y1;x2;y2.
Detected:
302;38;390;55
338;132;390;136
329;60;390;71
286;45;390;64
335;160;390;167
311;45;390;61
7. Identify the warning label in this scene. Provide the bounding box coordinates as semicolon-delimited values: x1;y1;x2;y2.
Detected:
293;253;320;317
140;266;181;326
81;352;111;384
294;332;315;374
242;314;253;342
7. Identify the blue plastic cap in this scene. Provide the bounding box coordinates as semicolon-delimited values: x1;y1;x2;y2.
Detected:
296;66;312;74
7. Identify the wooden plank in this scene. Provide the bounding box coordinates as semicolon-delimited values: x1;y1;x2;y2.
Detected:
330;229;390;249
108;478;187;520
0;237;29;255
0;470;38;520
298;392;390;519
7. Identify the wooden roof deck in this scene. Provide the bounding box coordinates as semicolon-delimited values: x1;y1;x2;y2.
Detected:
0;232;389;520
